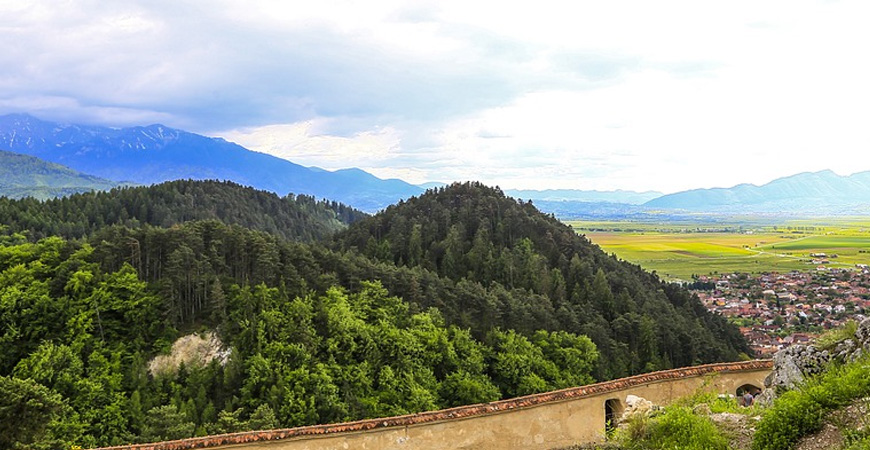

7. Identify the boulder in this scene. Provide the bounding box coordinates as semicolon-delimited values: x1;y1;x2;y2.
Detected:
855;318;870;345
620;395;656;422
763;344;830;393
760;318;870;405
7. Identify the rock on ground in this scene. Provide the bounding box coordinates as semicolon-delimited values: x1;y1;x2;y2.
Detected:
620;395;656;422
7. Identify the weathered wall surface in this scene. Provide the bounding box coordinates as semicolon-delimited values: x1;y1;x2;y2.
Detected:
98;360;772;450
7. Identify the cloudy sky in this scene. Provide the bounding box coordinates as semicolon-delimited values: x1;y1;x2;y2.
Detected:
2;0;869;192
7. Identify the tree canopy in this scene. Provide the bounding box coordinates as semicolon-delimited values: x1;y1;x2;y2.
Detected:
0;179;366;242
0;180;748;447
335;182;750;378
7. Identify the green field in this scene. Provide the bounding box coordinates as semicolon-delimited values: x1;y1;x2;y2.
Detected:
568;219;870;281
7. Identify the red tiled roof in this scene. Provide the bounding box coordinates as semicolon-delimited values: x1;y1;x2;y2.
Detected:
95;360;773;450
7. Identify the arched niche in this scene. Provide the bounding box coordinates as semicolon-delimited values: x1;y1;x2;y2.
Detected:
737;383;763;406
604;398;624;435
736;383;762;397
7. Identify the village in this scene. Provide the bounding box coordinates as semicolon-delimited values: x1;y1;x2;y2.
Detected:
692;264;870;357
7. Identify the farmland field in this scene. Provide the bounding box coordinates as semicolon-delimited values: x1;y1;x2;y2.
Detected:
567;218;870;281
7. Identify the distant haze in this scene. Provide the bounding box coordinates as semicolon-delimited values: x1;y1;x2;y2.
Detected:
505;189;662;205
5;113;870;217
644;169;870;214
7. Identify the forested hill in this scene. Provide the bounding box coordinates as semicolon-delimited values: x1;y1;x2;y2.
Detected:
0;180;748;448
335;182;750;378
1;219;602;448
0;149;123;200
0;179;367;242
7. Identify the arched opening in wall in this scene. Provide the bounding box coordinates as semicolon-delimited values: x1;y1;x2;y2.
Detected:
604;398;624;435
737;383;763;406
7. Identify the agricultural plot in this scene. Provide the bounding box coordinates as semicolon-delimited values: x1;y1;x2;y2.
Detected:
567;219;870;281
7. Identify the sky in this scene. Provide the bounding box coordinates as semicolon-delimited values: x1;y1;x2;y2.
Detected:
2;0;869;193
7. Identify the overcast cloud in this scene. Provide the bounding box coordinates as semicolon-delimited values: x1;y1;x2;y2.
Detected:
2;0;869;192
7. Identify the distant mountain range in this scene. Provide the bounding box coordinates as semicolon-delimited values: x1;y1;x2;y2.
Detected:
0;149;124;200
410;173;870;217
506;188;662;205
645;170;870;213
0;114;422;211
3;113;869;216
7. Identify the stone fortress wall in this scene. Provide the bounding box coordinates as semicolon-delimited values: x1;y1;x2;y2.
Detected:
97;360;772;450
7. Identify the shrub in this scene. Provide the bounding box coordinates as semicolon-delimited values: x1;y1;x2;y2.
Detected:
846;439;870;450
815;320;858;350
843;429;870;450
675;389;743;415
616;406;727;450
615;407;654;444
647;407;728;450
752;390;825;450
752;356;870;450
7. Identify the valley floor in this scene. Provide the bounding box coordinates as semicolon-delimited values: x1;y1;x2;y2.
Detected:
571;218;870;281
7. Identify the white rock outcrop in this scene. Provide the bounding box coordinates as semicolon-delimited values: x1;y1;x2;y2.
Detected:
148;331;231;377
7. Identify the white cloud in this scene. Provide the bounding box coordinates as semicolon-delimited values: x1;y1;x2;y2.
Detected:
219;119;403;167
4;0;870;192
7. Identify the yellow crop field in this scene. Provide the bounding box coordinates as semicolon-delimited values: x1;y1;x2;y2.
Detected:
567;219;870;281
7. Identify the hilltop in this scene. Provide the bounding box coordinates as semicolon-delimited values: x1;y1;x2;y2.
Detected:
335;182;750;379
0;179;366;242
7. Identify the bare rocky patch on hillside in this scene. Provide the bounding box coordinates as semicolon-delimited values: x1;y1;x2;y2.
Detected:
148;331;230;377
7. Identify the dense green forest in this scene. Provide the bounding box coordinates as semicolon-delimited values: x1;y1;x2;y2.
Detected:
0;180;749;448
334;182;749;378
0;179;366;242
